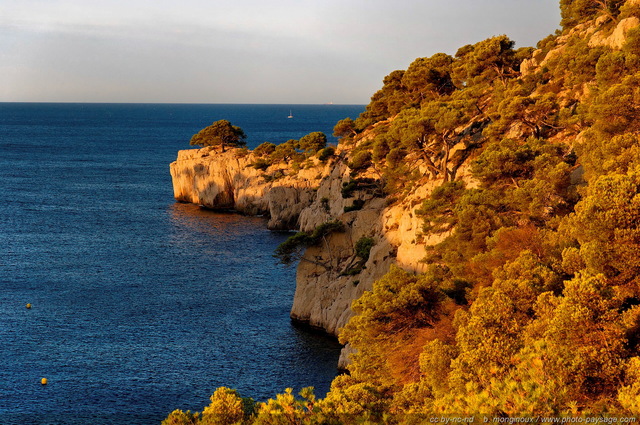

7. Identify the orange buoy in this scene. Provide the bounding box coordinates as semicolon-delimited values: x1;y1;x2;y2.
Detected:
26;303;32;309
41;378;48;385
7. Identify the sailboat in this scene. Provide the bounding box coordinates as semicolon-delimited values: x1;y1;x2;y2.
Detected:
287;110;293;119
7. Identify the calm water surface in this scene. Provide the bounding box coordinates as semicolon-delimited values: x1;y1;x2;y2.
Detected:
0;103;364;424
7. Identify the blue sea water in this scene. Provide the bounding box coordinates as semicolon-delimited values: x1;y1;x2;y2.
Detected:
0;103;365;424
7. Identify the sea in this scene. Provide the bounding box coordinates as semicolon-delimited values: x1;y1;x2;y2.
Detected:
0;103;365;424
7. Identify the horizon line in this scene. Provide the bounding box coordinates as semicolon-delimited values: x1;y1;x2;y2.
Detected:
0;101;367;106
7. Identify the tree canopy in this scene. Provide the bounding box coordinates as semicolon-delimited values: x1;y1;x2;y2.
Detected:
298;131;327;154
190;119;247;151
560;0;625;28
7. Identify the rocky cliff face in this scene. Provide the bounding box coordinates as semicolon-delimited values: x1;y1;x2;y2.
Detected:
170;144;443;351
169;10;633;364
170;147;323;230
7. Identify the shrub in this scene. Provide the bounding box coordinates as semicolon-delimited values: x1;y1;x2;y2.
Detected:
320;197;330;212
341;180;359;199
201;387;245;425
299;132;327;154
274;220;345;266
262;170;284;182
355;237;375;261
251;158;271;171
234;147;249;158
344;199;365;212
270;140;297;162
254;142;276;157
318;146;336;162
348;151;373;172
341;236;376;276
341;178;379;198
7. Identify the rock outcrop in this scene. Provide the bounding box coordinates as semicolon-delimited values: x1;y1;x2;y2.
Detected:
170;145;440;347
589;16;640;49
170;147;323;230
169;10;631;365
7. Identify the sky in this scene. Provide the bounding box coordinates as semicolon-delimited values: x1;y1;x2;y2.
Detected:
0;0;561;104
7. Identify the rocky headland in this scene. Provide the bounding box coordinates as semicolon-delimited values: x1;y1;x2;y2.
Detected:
165;1;640;418
170;138;456;365
170;2;640;369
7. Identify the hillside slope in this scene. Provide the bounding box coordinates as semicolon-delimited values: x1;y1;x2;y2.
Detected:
167;0;640;421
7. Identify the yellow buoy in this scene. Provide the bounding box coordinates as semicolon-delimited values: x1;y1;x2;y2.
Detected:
41;378;48;385
26;303;32;309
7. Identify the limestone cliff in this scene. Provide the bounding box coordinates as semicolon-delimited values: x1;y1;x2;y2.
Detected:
170;10;640;370
170;147;323;230
169;143;446;343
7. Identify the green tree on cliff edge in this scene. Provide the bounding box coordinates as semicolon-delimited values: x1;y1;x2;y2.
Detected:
190;120;247;152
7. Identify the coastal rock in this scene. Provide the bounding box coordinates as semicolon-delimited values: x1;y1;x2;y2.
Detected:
170;148;322;230
170;145;439;340
291;200;395;335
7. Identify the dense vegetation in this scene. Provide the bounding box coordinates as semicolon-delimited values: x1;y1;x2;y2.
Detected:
250;131;334;181
166;0;640;422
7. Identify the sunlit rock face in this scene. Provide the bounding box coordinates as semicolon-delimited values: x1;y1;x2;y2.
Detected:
170;147;321;230
170;145;456;346
588;16;640;49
